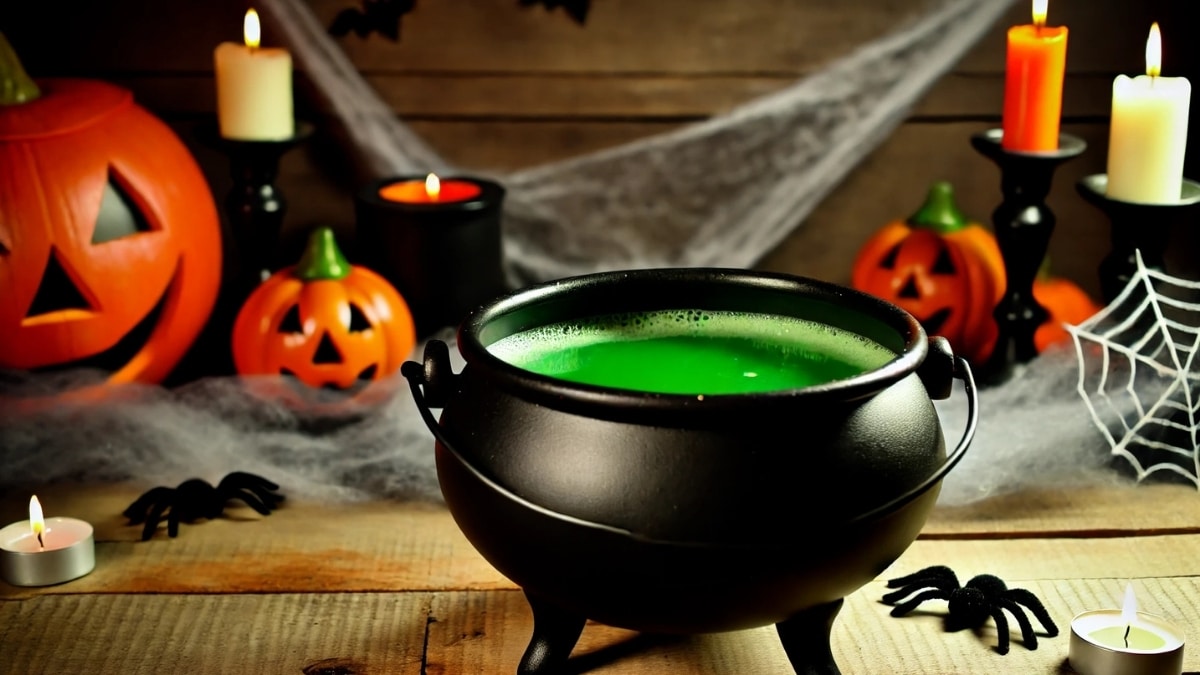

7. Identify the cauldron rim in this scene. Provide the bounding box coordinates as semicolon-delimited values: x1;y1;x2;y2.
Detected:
457;268;929;416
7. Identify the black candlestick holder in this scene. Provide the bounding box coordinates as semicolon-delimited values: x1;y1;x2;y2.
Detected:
971;128;1086;382
203;121;314;291
1076;174;1200;303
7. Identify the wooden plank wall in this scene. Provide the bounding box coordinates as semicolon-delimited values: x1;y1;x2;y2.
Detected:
4;0;1199;301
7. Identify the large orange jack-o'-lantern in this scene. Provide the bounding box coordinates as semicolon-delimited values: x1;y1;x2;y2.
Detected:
232;227;417;391
851;181;1005;366
0;34;222;383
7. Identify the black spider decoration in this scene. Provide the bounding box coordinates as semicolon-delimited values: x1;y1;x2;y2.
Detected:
328;0;418;41
882;565;1059;655
519;0;590;25
123;472;284;541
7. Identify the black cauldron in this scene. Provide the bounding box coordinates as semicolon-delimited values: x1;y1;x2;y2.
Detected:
403;269;978;674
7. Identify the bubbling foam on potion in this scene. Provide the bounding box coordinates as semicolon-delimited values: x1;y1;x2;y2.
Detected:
486;310;896;395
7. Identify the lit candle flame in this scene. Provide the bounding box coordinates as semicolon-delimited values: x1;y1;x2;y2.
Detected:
29;495;45;548
1146;23;1162;78
1032;0;1048;27
1121;583;1138;625
425;173;441;201
244;9;262;49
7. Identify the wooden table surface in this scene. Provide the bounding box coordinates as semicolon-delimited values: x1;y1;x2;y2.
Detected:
1;482;1197;674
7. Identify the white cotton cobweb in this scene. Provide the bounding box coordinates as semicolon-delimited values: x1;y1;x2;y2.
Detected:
1068;251;1200;487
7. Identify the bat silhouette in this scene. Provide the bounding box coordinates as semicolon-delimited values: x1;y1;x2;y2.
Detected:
328;0;418;41
518;0;589;25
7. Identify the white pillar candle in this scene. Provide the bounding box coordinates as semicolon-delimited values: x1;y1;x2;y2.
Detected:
1106;23;1191;204
214;8;294;140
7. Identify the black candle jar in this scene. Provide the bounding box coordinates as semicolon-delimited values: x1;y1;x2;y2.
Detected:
355;175;507;337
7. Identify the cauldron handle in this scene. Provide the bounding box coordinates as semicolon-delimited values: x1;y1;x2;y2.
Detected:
401;339;459;410
852;354;978;525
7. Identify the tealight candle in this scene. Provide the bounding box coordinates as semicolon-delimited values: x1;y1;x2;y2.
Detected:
0;496;95;587
1069;585;1185;675
214;8;294;140
1106;23;1192;204
1002;0;1068;151
378;173;484;204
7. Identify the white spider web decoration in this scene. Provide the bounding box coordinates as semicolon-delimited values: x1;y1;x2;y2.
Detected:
1069;251;1200;487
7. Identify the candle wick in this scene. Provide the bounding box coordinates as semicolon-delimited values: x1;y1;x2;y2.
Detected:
1123;624;1130;649
36;531;44;549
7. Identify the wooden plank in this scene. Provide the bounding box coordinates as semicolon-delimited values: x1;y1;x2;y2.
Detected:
1;579;1194;674
3;485;1199;598
3;0;936;75
424;577;1200;674
0;592;431;675
0;490;510;600
6;482;1199;548
926;484;1200;538
887;535;1200;583
111;71;1115;119
8;0;1176;78
955;0;1197;76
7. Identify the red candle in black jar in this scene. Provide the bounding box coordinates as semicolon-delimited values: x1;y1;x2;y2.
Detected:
355;173;507;337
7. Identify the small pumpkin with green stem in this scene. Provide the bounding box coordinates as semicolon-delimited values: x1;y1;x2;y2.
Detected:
232;226;416;390
852;181;1006;366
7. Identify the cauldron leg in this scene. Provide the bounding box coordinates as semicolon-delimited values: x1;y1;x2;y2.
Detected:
517;590;587;674
776;598;845;675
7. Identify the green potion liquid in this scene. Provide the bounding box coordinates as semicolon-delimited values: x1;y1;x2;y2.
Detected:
486;310;894;395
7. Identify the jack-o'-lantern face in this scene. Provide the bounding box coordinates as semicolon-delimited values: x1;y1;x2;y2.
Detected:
233;227;416;391
863;230;972;341
0;79;222;383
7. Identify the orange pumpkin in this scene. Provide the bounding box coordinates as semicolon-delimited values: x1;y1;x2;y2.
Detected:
852;181;1005;365
0;34;222;383
232;226;417;390
1032;272;1101;353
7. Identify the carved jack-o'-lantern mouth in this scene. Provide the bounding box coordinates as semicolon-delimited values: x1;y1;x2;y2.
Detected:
31;264;178;375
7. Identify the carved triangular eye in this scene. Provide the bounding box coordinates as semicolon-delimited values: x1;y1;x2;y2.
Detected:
931;247;957;275
879;243;901;269
92;171;152;244
347;303;371;332
277;305;303;334
27;248;93;317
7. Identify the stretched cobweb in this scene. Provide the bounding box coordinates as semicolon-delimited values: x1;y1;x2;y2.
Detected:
1068;251;1200;487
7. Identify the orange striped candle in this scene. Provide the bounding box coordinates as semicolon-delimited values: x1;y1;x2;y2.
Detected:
1001;0;1068;151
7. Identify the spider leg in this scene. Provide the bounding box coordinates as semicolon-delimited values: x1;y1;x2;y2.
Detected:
882;569;960;606
1005;588;1059;636
997;597;1039;650
122;487;174;523
219;473;284;511
885;566;959;590
987;606;1012;655
167;507;181;538
140;501;171;541
888;589;950;617
224;487;274;516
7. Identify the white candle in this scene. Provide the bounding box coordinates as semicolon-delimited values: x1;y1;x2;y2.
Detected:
214;8;294;140
1106;23;1191;204
1069;584;1186;675
0;496;95;587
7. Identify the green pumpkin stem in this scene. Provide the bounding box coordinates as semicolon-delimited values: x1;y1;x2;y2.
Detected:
0;32;41;105
907;181;968;235
295;227;352;281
